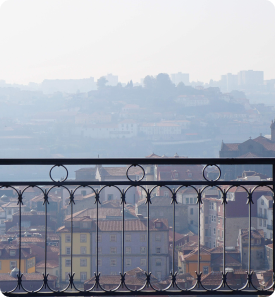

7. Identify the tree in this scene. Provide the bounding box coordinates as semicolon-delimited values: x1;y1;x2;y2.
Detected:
143;75;156;89
126;80;133;88
156;73;174;89
97;76;108;89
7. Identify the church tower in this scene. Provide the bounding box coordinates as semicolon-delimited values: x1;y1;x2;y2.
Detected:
270;120;275;142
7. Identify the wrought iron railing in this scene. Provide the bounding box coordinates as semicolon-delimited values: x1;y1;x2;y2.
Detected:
0;157;274;296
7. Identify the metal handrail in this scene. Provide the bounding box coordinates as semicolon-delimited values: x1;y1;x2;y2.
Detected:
0;157;273;296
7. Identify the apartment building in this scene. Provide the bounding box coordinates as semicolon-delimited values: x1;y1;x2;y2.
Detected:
257;195;273;240
58;216;169;286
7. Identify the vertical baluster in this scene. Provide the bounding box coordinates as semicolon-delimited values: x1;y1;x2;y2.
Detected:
172;191;176;278
44;191;48;288
18;191;22;288
95;190;100;287
146;191;150;285
273;164;275;290
121;190;125;286
248;191;252;283
197;191;202;284
70;191;74;287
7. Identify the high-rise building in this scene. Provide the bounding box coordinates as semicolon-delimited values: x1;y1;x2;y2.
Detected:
237;70;264;87
104;73;119;86
170;72;189;86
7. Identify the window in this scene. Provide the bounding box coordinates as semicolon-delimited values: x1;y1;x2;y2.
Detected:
259;218;262;226
65;259;71;267
110;235;116;242
65;235;71;243
140;247;146;254
203;266;209;274
97;259;102;266
156;247;161;254
140;259;146;266
80;234;87;243
190;208;193;215
140;234;146;242
190;198;193;204
186;198;189;204
205;217;208;224
125;258;132;266
10;261;17;269
80;259;87;267
80;272;87;282
264;220;267;227
97;235;102;242
125;247;131;254
213;228;216;235
156;271;162;280
110;259;117;266
80;246;87;254
261;199;264;205
218;218;220;224
205;229;208;236
10;250;16;256
81;190;87;196
107;194;113;201
155;234;161;241
156;259;162;266
209;202;213;210
125;234;131;242
155;222;162;228
66;247;71;255
110;247;117;254
97;247;102;254
164;191;169;197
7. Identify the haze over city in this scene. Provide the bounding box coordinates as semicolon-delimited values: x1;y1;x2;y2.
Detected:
0;0;275;84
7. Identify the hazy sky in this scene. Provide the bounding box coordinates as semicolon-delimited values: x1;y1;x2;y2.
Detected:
0;0;274;84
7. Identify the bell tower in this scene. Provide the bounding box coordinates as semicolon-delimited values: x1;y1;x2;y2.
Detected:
270;120;275;142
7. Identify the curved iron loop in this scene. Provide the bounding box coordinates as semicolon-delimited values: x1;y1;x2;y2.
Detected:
238;271;258;291
171;189;177;204
246;191;254;205
190;271;208;291
43;191;49;205
171;271;178;287
42;273;49;289
68;273;75;289
145;272;152;288
69;191;75;205
197;191;203;205
202;164;221;182
94;272;101;289
222;190;227;204
121;189;126;204
145;191;151;204
95;190;101;204
17;273;23;290
17;191;23;205
126;164;145;182
212;272;235;292
120;272;126;288
49;164;69;182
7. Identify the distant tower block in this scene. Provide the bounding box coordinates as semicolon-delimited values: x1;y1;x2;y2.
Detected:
270;120;275;142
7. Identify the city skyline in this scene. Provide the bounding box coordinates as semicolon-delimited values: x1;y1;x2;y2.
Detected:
0;0;275;84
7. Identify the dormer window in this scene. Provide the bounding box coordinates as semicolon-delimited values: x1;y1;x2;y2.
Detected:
155;222;162;228
174;172;179;178
188;172;192;178
10;250;16;256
